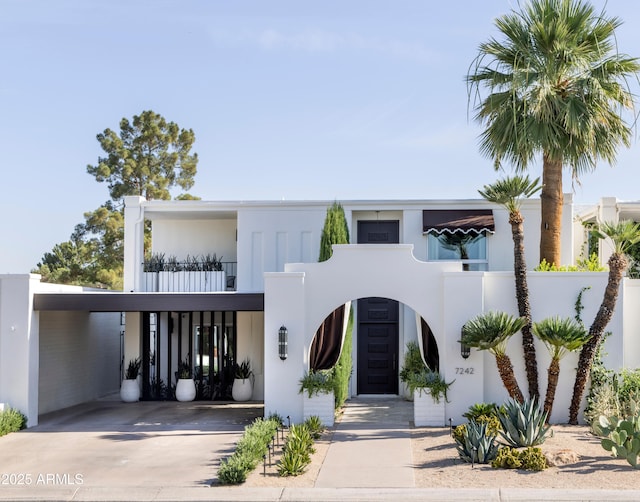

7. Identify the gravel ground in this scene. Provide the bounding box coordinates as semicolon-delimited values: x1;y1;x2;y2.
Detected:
244;423;640;489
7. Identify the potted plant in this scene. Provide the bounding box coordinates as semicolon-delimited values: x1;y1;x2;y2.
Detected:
231;358;254;402
409;369;454;427
299;370;335;426
175;357;196;402
399;341;426;401
120;358;141;402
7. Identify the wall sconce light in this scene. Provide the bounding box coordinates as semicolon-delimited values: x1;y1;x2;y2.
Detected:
460;342;471;359
278;326;288;361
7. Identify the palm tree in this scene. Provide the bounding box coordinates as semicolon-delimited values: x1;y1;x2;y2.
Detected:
461;311;527;402
479;175;541;400
532;317;590;419
467;0;640;267
569;220;640;423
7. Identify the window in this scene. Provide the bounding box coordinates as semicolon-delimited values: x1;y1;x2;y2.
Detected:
423;209;493;271
427;232;488;271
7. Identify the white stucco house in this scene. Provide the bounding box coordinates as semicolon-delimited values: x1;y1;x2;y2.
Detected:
2;193;640;427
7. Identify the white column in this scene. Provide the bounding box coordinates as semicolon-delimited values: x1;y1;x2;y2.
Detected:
124;196;146;292
0;274;41;427
263;271;306;423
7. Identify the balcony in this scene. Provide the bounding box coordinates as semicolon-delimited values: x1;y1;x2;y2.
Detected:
142;254;237;292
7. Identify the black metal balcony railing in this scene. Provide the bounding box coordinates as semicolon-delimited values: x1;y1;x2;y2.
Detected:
141;262;237;292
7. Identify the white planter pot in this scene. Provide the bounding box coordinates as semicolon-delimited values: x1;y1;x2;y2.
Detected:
232;378;253;401
303;391;335;427
120;379;140;403
413;388;445;427
175;379;196;402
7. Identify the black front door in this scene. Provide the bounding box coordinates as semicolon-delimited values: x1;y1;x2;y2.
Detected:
357;220;399;394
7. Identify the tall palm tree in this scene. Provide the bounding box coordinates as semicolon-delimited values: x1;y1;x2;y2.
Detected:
479;175;541;400
569;220;640;423
467;0;639;267
461;311;527;402
532;317;590;419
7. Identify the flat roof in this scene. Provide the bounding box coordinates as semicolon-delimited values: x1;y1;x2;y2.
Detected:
33;292;264;312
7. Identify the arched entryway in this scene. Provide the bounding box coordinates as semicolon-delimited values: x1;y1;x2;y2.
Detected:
309;299;440;397
263;244;473;423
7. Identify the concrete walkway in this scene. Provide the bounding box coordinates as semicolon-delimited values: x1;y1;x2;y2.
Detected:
316;396;414;488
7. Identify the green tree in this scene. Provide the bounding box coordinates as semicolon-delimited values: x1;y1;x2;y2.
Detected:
467;0;639;267
479;175;541;400
87;110;198;201
312;201;352;408
34;111;198;289
461;311;527;402
569;220;640;423
34;237;97;286
532;316;590;418
319;202;350;262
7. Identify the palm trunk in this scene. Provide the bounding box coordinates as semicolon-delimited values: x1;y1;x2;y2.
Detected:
495;353;524;402
569;253;627;424
540;154;563;267
544;357;560;419
510;212;539;400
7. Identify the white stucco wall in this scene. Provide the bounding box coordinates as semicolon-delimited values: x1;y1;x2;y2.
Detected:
39;311;121;415
151;219;237;263
0;275;40;426
237;207;326;292
263;244;631;425
237;311;265;400
0;276;121;426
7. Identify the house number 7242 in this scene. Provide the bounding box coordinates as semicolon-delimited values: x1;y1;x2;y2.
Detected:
455;367;474;375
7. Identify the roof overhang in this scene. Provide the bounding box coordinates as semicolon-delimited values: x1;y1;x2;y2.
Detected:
33;292;264;312
423;209;495;235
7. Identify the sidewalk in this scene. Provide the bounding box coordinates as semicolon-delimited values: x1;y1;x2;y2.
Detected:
315;396;414;488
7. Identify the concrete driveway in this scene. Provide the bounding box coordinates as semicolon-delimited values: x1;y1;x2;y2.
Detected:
0;396;262;499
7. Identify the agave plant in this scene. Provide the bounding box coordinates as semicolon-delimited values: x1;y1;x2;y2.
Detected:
497;397;552;448
454;420;498;464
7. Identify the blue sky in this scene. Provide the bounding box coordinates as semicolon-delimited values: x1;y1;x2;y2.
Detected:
2;0;640;273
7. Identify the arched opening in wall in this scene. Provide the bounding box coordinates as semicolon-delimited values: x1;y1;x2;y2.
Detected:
309;298;440;397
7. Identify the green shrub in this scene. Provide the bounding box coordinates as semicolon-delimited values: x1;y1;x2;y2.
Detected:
406;369;453;403
217;456;248;484
216;417;279;485
299;370;334;398
278;449;308;477
491;446;522;469
0;407;27;437
452;424;467;443
519;447;548;471
331;309;353;409
535;254;605;272
304;415;325;440
278;423;316;477
492;446;548;471
463;402;500;421
399;341;426;386
475;414;501;437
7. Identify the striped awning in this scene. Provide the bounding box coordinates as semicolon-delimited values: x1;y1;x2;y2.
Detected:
423;209;495;235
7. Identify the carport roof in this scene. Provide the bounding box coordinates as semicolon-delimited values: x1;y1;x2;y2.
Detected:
33;292;264;312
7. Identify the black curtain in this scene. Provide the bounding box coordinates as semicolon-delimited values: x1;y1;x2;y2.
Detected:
309;305;346;370
420;317;440;372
